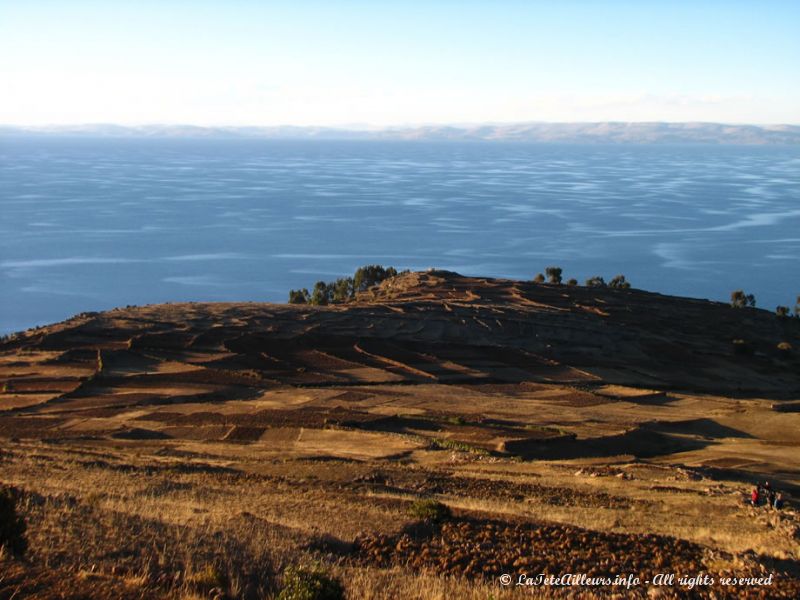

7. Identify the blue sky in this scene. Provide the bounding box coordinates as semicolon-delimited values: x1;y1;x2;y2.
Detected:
2;1;798;125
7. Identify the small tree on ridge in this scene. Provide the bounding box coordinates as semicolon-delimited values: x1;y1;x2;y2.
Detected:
609;274;631;289
585;276;606;288
731;290;756;309
545;266;563;284
288;289;310;304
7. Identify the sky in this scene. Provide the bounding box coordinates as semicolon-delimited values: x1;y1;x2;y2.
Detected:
2;1;799;126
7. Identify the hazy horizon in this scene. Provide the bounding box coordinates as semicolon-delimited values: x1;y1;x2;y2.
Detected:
5;119;800;128
5;121;799;146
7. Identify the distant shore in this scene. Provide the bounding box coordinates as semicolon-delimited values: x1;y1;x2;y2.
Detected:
3;121;800;145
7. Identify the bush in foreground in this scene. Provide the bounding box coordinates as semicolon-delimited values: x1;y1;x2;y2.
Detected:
277;564;344;600
408;498;452;523
0;486;27;557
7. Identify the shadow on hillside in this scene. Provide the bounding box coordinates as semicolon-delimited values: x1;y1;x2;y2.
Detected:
507;427;711;460
647;418;755;439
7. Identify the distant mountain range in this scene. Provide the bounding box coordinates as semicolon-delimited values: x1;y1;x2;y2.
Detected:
3;122;800;144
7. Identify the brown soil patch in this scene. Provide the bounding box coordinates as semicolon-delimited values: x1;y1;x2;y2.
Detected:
223;425;267;442
355;515;800;597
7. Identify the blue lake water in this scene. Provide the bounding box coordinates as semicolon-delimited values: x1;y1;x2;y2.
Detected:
1;136;799;334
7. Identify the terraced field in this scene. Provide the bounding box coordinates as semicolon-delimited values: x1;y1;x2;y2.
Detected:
1;271;799;598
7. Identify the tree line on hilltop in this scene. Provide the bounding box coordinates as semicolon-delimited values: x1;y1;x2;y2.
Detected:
286;264;800;320
288;265;403;305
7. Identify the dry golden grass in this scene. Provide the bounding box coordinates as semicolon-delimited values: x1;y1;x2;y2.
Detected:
2;435;799;599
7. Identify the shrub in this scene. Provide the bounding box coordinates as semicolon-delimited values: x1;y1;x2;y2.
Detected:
545;266;562;284
609;274;631;289
533;273;545;283
585;276;606;288
408;498;452;523
730;290;756;308
777;342;793;357
566;278;578;286
277;564;344;600
776;305;790;318
0;486;27;557
795;295;800;317
288;289;310;304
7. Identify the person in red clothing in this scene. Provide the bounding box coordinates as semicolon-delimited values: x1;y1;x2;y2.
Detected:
751;487;760;507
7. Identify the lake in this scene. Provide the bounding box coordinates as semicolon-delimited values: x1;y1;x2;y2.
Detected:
1;136;799;334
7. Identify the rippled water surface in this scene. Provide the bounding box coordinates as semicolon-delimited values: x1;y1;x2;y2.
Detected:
1;137;799;333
